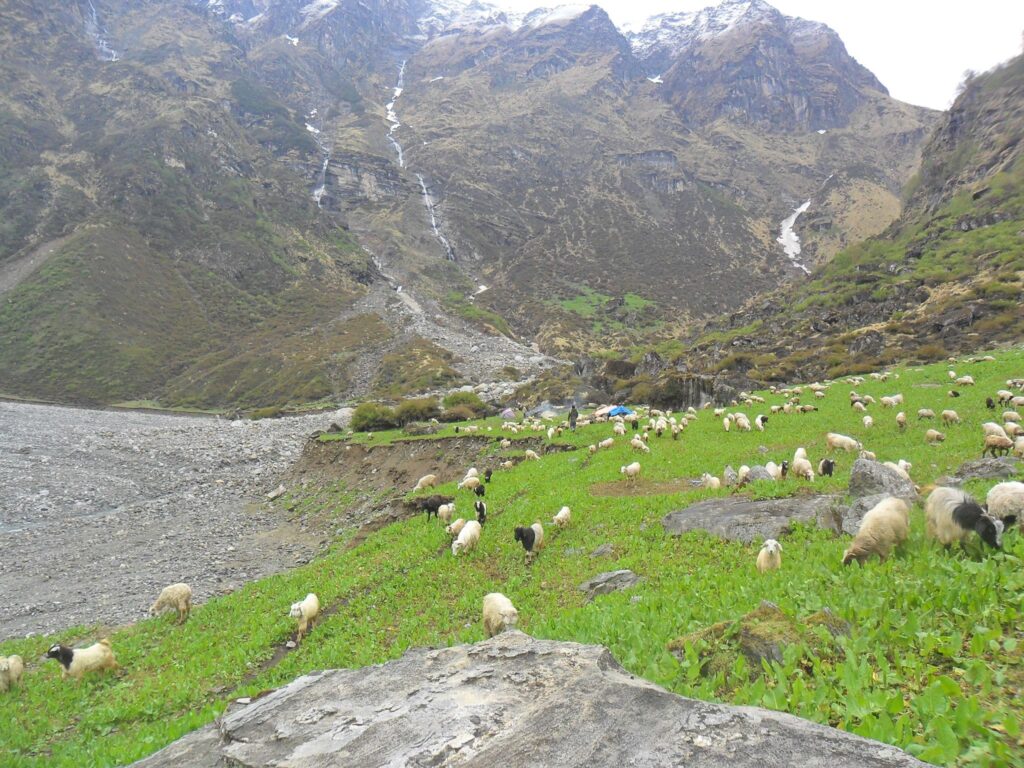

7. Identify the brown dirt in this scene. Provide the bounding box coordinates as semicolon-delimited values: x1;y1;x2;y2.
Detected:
590;477;702;497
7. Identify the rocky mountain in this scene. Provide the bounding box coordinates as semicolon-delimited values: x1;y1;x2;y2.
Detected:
0;0;938;408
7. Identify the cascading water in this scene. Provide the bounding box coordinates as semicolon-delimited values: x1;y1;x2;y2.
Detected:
307;108;331;208
416;174;455;261
385;61;407;167
84;0;119;61
777;200;811;275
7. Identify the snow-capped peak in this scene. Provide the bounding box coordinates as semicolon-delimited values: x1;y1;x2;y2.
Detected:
630;0;780;58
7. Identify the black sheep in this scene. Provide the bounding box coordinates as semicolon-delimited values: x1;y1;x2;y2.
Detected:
484;468;493;483
416;495;452;521
986;397;996;410
952;500;1017;549
819;458;835;477
474;500;487;526
474;484;486;498
780;460;789;480
514;526;536;552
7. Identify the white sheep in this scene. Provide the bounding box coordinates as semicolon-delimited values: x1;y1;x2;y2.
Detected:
917;408;935;420
896;411;907;431
531;521;545;550
552;506;571;527
524;449;540;460
982;422;1009;439
414;474;438;491
1006;423;1023;438
925;429;946;444
0;655;25;692
458;476;482;491
482;593;519;637
149;582;193;624
464;467;479;478
826;433;861;452
1015;437;1024;458
289;593;321;642
446;518;467;538
984;434;1014;457
793;447;808;462
860;449;877;460
722;417;731;432
620;462;641;484
701;473;721;490
500;439;512;449
765;461;782;481
986;482;1024;522
941;410;960;425
452;520;482;556
853;401;867;413
863;415;873;429
756;539;782;573
1004;411;1021;424
996;389;1015;404
881;460;912;481
955;375;975;386
46;639;118;680
926;487;1012;549
438;503;454;523
791;457;814;481
842;497;910;565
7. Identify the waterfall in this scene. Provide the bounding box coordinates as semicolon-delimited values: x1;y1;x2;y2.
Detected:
85;1;119;62
308;108;331;208
777;200;811;275
385;61;407;167
416;174;455;261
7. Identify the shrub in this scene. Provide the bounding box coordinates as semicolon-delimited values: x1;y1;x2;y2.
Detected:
439;405;477;423
351;402;397;432
442;391;486;414
394;398;441;425
248;406;282;420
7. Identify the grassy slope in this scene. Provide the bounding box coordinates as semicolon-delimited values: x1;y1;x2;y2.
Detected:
2;351;1024;766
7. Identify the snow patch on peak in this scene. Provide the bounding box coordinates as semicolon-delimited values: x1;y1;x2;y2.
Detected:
301;0;341;24
631;0;781;58
526;4;592;28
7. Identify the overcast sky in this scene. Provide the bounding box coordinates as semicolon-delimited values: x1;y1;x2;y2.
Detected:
500;0;1024;110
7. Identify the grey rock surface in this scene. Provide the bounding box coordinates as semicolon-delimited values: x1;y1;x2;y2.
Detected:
745;465;775;483
662;495;843;542
578;569;642;600
133;632;927;768
951;457;1020;482
840;493;894;536
848;459;917;501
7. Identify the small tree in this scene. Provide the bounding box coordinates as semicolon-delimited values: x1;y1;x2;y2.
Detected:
351;402;398;432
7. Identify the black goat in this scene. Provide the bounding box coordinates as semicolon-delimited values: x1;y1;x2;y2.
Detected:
474;500;487;526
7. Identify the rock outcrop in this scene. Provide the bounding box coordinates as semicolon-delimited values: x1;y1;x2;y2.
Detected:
134;631;927;767
662;495;843;542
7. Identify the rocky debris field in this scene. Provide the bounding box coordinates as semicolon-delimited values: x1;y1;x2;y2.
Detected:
0;402;352;641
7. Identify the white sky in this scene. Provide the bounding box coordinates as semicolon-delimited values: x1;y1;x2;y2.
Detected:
498;1;1024;110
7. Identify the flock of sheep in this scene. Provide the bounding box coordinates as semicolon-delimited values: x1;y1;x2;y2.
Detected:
4;359;1022;692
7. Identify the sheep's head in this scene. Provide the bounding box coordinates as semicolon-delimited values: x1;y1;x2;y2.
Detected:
761;539;782;555
451;541;463;556
289;602;304;618
0;659;9;673
502;608;519;629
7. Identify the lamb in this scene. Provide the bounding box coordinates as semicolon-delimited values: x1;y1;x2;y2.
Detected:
46;639;118;680
458;476;482;491
941;410;960;425
553;506;571;527
446;518;467;538
826;433;861;452
620;461;641;484
148;582;193;624
0;655;25;692
482;593;519;638
413;474;438;491
524;449;540;460
842;497;910;565
437;503;454;523
791;457;814;481
417;494;453;521
756;539;782;573
474;499;487;526
896;411;907;431
917;408;935;420
986;482;1024;523
983;434;1014;457
818;458;835;477
452;520;482;556
286;592;322;641
925;487;1015;549
701;473;721;490
925;429;946;444
863;415;873;429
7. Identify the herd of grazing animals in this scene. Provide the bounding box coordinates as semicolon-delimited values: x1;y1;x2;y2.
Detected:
5;356;1022;714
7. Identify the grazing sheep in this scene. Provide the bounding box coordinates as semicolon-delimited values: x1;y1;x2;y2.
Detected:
417;495;453;521
997;389;1015;404
826;433;861;453
289;593;321;642
474;500;487;526
553;506;571;527
983;434;1014;457
0;655;25;692
986;482;1024;523
880;396;898;408
793;447;808;462
500;460;514;469
860;449;877;461
524;449;540;460
1006;423;1023;438
1015;437;1024;458
917;409;935;420
514;525;537;553
896;411;907;431
482;593;519;638
941;410;960;425
500;439;512;449
925;487;1015;549
530;522;545;550
738;465;751;485
620;462;642;484
982;422;1010;439
863;415;873;429
458;476;482;491
452;520;482;556
437;503;455;523
722;417;731;432
755;414;768;431
701;473;721;490
818;458;835;477
955;375;975;386
1004;411;1021;424
474;484;486;498
413;474;438;491
853;401;867;413
630;436;650;453
948;390;960;398
925;429;946;444
882;461;911;481
791;457;814;482
149;582;192;624
446;518;467;538
765;461;782;481
756;539;782;573
842;497;910;565
484;468;493;483
46;639;118;680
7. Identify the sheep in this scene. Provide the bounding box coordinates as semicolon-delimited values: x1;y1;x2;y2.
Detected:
417;495;453;521
0;655;25;692
474;499;487;526
765;461;782;481
925;429;946;444
860;449;877;461
917;408;935;420
446;518;467;538
955;375;975;386
880;396;898;408
620;462;641;484
793;447;808;462
842;497;910;565
701;473;721;490
755;414;768;431
735;415;752;431
1015;437;1024;458
437;503;454;523
500;460;514;469
524;449;540;460
530;522;545;550
46;639;118;680
986;482;1024;523
1004;411;1021;424
948;390;960;398
983;434;1014;457
500;439;512;449
791;457;814;482
474;484;486;498
818;458;835;477
738;465;751;485
458;476;482;491
148;582;192;624
941;410;960;425
413;474;438;491
997;389;1015;404
484;468;493;483
863;415;873;429
896;411;907;431
756;539;782;573
553;506;571;527
925;487;1015;549
826;433;861;452
613;422;626;436
465;468;479;479
514;525;537;554
288;593;321;641
982;422;1009;439
853;401;867;413
722;417;731;432
452;520;482;556
482;593;519;638
630;436;650;453
882;461;911;480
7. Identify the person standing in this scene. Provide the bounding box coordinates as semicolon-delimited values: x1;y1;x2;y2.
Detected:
569;404;579;431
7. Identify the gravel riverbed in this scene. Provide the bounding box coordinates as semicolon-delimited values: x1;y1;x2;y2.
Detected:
0;402;350;641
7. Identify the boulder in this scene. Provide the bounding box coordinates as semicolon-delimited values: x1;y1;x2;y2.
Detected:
133;632;927;768
578;569;642;601
744;465;775;483
848;459;916;501
662;495;843;542
951;457;1020;482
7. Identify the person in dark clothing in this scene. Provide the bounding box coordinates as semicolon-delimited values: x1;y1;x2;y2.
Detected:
568;404;579;430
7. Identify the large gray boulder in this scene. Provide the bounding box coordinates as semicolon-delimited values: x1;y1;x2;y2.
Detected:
847;459;916;501
134;632;926;767
662;495;843;542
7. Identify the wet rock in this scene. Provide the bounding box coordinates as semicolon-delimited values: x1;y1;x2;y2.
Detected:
133;632;925;768
662;496;843;542
578;569;642;601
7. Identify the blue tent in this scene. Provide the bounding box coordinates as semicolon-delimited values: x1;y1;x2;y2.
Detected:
608;405;635;417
